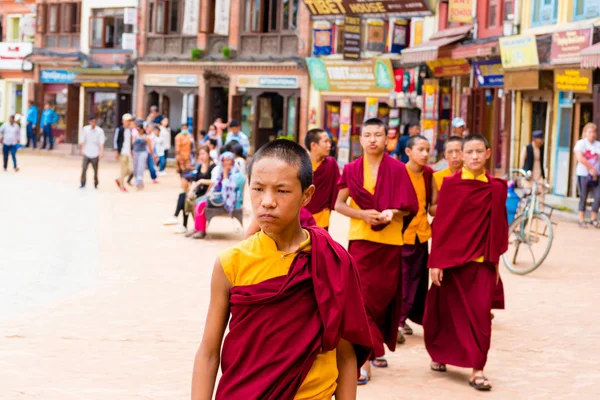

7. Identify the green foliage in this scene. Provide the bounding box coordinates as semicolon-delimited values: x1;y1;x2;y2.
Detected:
222;46;231;59
191;48;205;60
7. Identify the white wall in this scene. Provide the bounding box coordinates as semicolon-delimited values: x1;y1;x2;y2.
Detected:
80;0;138;54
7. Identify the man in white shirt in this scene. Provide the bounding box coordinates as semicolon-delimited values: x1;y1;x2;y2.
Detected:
80;115;106;189
114;113;134;192
225;120;250;156
0;115;21;172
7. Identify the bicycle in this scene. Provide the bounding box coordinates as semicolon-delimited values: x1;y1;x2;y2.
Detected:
502;169;555;275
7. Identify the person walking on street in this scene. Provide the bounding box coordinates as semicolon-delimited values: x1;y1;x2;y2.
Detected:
80;115;105;189
40;102;59;150
158;118;171;175
175;124;193;175
0;115;21;172
146;105;163;126
225;120;250;156
133;123;154;190
574;122;600;228
114;113;135;192
25;100;38;149
146;125;159;183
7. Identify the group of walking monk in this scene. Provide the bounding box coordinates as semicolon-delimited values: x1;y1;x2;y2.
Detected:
191;118;509;399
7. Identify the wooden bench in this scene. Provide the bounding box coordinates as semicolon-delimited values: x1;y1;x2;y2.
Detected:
205;207;244;229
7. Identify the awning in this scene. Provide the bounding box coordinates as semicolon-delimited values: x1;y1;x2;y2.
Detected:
581;42;600;68
451;40;499;59
401;25;473;65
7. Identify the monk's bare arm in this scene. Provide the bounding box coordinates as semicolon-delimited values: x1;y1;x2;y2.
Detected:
334;339;357;400
429;182;439;216
191;259;231;400
335;188;369;221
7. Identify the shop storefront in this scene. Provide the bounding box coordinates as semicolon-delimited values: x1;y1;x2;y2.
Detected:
232;74;302;153
73;69;133;149
39;68;80;144
0;42;34;140
306;57;396;165
142;73;200;135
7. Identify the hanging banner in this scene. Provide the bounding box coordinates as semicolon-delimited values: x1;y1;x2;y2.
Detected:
313;21;333;56
448;0;473;23
183;0;201;35
302;0;431;16
343;15;361;60
551;28;592;64
364;97;379;120
306;57;394;93
422;80;439;121
390;19;409;53
340;99;353;125
499;35;539;68
365;20;386;52
472;59;504;87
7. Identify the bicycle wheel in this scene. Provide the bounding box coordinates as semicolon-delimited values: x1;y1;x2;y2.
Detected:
502;212;554;275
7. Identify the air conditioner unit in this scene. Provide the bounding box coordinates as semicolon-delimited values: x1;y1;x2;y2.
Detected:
503;21;514;37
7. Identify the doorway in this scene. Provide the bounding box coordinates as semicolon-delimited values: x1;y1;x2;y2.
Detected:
255;92;284;150
209;87;229;127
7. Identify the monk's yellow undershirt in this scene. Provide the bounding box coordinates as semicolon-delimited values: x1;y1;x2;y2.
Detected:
219;231;338;399
403;167;431;244
461;168;488;263
347;157;404;245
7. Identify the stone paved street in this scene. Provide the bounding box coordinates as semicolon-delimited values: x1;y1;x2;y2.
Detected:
1;153;599;399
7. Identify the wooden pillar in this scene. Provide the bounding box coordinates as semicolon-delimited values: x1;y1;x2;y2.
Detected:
252;93;259;150
282;94;290;137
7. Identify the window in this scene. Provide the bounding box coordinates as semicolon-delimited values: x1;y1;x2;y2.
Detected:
574;0;600;20
504;0;514;19
7;16;21;42
90;9;133;49
488;0;498;27
48;4;59;33
244;0;298;33
61;3;81;33
149;0;183;34
531;0;558;26
36;4;46;33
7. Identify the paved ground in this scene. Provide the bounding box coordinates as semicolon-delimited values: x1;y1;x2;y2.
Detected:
1;151;599;399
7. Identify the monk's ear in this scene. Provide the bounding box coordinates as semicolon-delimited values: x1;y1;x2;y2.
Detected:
301;185;316;207
485;148;492;160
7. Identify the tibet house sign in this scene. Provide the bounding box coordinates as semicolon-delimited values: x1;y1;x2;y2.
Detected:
303;0;431;16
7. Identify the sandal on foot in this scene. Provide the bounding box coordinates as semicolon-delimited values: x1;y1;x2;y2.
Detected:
430;361;447;372
401;322;413;335
579;221;588;229
370;357;388;368
192;231;207;239
469;376;492;391
397;330;406;344
357;368;369;385
592;221;600;229
185;230;198;238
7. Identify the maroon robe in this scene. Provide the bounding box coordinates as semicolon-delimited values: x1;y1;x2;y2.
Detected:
299;207;317;228
423;172;508;370
338;155;418;358
216;227;373;400
305;156;340;227
400;166;433;326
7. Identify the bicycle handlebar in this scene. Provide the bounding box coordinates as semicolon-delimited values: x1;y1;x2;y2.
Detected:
509;169;551;190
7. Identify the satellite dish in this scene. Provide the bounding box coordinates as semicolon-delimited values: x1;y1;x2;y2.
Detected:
20;15;37;38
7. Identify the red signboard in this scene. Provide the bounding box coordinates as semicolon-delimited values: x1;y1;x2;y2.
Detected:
551;28;593;64
303;0;431;16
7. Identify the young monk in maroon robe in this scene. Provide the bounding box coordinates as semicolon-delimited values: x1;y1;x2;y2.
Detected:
399;135;433;338
192;139;373;400
304;128;340;230
423;134;508;391
335;118;418;384
430;136;505;316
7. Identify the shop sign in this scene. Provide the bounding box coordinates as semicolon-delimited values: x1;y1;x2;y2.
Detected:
426;58;470;77
343;15;362;60
306;57;394;93
0;42;33;70
237;75;299;88
472;59;504;87
554;69;592;93
499;35;539;68
302;0;431;17
80;82;120;88
40;69;77;83
551;28;592;64
504;70;539;90
448;0;473;23
144;74;198;87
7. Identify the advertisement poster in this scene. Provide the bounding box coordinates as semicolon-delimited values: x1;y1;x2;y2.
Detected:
473;59;504;87
422;80;439;121
306;58;394;93
499;35;539;68
448;0;473;23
